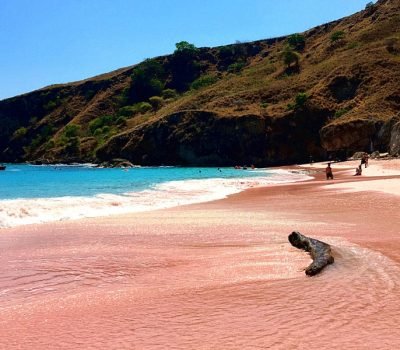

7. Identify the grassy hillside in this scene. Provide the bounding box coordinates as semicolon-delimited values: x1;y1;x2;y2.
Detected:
1;0;399;165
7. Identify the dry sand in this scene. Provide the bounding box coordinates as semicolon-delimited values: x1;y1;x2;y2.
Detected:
0;158;399;349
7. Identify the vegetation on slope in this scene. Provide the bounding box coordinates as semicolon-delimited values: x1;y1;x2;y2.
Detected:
0;0;399;165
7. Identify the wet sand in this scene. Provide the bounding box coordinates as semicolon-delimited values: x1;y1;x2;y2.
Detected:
0;159;399;349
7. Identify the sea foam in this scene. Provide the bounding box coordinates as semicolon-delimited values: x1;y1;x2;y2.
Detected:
0;170;311;228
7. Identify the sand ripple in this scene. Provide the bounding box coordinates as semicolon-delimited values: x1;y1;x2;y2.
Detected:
1;229;400;349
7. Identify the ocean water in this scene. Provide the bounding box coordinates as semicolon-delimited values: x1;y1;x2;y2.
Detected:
0;164;311;227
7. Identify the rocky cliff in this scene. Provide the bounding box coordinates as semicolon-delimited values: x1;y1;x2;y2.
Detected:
1;0;399;165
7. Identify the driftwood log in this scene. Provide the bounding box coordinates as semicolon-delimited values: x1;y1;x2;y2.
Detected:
288;231;334;276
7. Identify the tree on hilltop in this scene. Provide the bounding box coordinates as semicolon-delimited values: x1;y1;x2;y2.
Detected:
287;33;306;51
169;41;201;91
174;41;199;54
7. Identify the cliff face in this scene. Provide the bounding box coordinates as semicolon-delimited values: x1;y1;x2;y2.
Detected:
1;0;400;165
96;109;328;166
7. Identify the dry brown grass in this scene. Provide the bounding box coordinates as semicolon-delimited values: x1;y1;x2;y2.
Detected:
2;0;399;162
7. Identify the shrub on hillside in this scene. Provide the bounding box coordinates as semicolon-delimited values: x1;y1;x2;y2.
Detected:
330;31;345;42
45;140;55;150
129;59;165;103
149;96;164;110
334;107;352;119
101;126;111;134
118;101;156;117
138;102;152;113
162;89;178;99
92;123;119;146
64;124;80;138
281;45;300;68
114;88;130;107
93;128;104;137
295;93;308;107
118;105;138;117
115;116;127;126
13;127;28;139
190;75;219;90
40;124;54;139
29;134;44;150
43;99;59;111
287;92;308;111
55;124;80;150
217;45;248;70
89;116;114;135
287;34;306;51
227;61;246;74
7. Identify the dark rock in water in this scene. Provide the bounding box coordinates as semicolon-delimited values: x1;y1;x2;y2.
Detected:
111;158;135;168
370;151;380;159
288;231;334;276
351;151;366;160
98;158;135;168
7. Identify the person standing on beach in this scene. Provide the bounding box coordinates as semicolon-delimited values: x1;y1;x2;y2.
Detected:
361;153;368;168
354;165;362;176
325;163;333;180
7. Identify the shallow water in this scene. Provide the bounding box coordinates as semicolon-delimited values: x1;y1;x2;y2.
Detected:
0;165;310;227
1;215;399;349
1;165;399;349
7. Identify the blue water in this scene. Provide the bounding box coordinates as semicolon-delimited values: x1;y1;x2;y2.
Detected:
0;164;312;228
0;164;266;200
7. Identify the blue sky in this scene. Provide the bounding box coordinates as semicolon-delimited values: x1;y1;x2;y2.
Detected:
0;0;374;100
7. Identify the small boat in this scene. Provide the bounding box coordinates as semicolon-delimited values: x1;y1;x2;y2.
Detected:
0;164;6;171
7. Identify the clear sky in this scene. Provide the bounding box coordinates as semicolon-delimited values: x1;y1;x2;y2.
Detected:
0;0;375;100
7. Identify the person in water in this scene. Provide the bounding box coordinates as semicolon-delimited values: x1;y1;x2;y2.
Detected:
325;163;333;180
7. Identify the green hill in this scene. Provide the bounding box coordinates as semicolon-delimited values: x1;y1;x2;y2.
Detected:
1;0;399;165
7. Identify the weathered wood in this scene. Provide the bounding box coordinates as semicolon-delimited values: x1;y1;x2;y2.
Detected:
288;231;334;276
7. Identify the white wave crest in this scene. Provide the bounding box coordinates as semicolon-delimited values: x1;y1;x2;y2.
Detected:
0;170;311;228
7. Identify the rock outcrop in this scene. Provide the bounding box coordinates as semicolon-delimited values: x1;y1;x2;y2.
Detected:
320;119;381;153
97;109;328;166
390;120;400;156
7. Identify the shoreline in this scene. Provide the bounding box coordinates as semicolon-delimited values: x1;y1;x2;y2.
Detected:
0;166;311;229
2;158;399;246
0;158;399;349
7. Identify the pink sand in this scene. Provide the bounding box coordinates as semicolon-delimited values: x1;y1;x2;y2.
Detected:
0;159;399;349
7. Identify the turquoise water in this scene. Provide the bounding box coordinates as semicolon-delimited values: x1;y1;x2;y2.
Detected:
0;164;264;200
0;164;311;228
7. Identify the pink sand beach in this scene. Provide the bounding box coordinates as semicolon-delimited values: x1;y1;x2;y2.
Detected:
1;159;399;349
